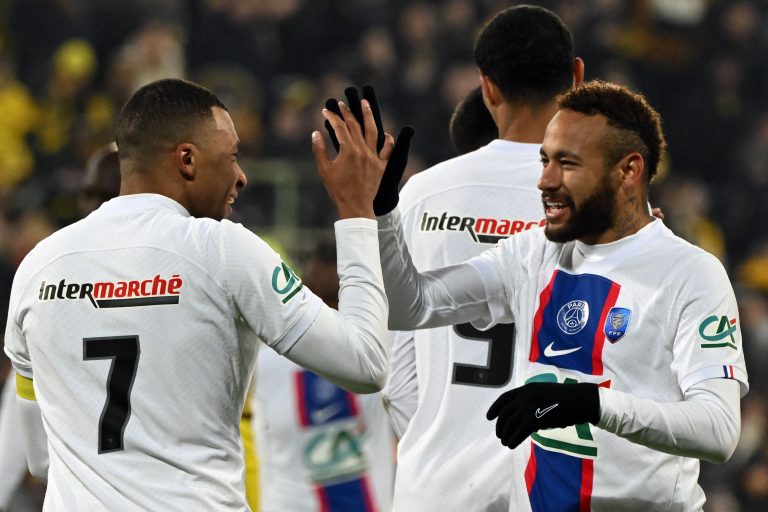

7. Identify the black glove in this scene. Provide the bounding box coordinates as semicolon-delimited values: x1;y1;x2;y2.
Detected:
486;382;600;449
323;85;415;216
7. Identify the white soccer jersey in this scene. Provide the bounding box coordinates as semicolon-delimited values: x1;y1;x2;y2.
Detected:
0;372;27;508
468;219;748;511
386;140;543;511
3;194;331;511
252;348;394;511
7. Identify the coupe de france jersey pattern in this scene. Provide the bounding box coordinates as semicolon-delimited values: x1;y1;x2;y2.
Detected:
391;140;544;511
469;219;748;512
4;194;323;511
252;348;394;512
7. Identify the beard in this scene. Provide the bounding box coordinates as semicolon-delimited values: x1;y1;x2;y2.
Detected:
544;177;618;243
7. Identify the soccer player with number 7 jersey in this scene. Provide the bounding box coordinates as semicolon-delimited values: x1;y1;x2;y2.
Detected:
3;78;395;510
339;80;746;511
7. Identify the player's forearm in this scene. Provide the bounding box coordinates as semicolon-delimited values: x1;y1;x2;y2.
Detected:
286;219;388;393
597;378;740;463
378;209;489;330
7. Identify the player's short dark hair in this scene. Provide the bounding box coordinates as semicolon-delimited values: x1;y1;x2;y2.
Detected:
558;80;666;181
474;5;574;106
116;78;227;161
449;86;497;155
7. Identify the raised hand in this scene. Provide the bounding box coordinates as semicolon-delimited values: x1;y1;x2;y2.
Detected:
312;99;394;220
324;85;415;216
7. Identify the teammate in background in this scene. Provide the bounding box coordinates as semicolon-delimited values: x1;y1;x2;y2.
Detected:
379;6;584;510
381;84;498;439
448;86;498;156
0;142;121;510
78;142;122;217
4;78;394;510
252;237;395;511
349;80;746;511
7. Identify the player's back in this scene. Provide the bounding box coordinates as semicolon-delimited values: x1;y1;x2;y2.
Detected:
11;195;265;511
392;140;542;511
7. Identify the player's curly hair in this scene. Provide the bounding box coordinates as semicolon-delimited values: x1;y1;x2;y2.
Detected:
558;80;666;181
474;5;574;106
116;78;227;162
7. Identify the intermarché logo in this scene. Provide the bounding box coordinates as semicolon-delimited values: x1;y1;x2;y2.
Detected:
419;211;545;244
38;275;183;308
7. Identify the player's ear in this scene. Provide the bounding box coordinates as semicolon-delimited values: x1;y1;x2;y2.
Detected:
480;75;502;108
619;152;645;189
175;143;196;180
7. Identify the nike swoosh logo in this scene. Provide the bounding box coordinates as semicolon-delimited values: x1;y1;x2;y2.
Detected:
544;342;581;357
535;403;559;419
311;403;344;424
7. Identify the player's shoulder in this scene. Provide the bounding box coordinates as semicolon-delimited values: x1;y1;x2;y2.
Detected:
494;224;551;259
15;219;87;275
401;141;540;200
655;221;723;268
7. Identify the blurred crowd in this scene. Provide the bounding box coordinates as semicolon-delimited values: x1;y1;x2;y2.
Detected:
1;0;768;510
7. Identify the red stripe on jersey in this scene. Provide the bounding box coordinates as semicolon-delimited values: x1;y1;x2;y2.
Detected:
361;474;377;512
592;282;621;375
530;271;558;362
315;486;331;512
294;371;310;427
346;391;360;417
579;458;594;512
525;442;537;494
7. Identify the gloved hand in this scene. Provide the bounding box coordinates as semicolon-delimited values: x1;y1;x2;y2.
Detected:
324;85;415;216
486;382;600;449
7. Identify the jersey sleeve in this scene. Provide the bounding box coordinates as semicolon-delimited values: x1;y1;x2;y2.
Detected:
467;230;546;330
221;221;322;354
381;330;418;438
4;264;33;379
671;252;748;396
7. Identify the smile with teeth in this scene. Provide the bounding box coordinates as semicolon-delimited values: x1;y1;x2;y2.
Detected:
544;199;569;218
228;197;235;205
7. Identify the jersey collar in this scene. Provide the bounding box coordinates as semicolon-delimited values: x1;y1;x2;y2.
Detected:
97;194;191;217
486;139;541;158
574;218;663;261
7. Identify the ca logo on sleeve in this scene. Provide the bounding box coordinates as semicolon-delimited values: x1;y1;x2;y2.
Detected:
271;262;303;304
698;315;738;350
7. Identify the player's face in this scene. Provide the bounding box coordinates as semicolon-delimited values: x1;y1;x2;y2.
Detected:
538;110;621;244
191;107;247;220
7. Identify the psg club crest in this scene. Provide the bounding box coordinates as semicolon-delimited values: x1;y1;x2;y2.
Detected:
557;300;589;334
604;307;631;343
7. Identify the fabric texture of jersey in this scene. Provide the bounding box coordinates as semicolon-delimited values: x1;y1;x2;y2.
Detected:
4;194;325;511
252;347;394;511
468;219;748;512
386;140;544;511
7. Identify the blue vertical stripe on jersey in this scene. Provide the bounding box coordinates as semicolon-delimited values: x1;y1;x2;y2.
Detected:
528;443;586;511
315;476;376;512
530;271;620;375
294;371;358;427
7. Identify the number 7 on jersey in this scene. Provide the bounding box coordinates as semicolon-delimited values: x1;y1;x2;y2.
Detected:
83;336;140;454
